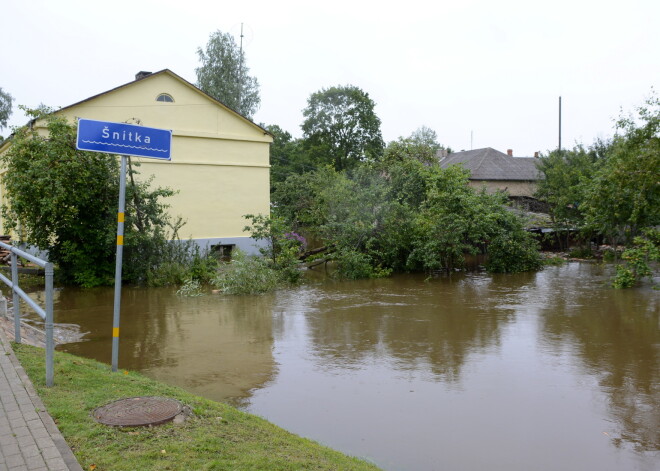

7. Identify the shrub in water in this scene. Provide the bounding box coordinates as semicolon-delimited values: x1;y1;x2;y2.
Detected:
213;250;282;295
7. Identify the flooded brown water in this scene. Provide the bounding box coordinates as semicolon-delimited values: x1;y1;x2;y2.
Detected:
27;263;660;470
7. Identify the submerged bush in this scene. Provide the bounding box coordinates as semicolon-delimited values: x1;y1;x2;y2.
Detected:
612;228;659;288
486;230;543;274
213;250;282;295
145;238;218;287
334;249;392;280
243;214;305;284
176;278;203;297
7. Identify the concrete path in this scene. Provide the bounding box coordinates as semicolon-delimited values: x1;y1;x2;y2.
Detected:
0;328;82;471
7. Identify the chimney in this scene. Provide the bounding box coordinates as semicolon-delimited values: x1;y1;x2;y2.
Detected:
507;149;513;156
534;151;539;158
135;71;152;81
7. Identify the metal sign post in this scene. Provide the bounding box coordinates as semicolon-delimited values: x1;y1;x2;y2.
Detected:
111;155;127;372
77;118;172;372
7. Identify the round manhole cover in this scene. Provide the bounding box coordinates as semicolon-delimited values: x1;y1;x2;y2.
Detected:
92;396;183;427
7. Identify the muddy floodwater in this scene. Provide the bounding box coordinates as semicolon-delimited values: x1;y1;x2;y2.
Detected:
27;263;660;470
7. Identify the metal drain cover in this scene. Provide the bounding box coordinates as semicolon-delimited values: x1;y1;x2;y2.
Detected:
92;396;183;427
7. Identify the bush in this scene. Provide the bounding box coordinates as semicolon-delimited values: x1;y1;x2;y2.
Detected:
486;230;543;273
212;250;282;295
612;228;659;288
243;214;305;284
144;238;218;287
176;278;203;297
334;249;392;280
568;246;594;259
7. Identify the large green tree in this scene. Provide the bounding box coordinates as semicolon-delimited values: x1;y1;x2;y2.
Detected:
535;94;659;252
301;85;384;171
1;110;176;287
534;144;602;248
0;87;13;137
264;124;313;187
582;96;660;246
196;30;260;118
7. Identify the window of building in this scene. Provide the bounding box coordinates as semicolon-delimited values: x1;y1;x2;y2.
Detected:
156;93;174;103
211;244;235;261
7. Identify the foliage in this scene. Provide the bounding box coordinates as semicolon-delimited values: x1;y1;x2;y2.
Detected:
14;344;382;471
613;228;660;288
567;246;594;259
0;109;177;287
196;30;260;118
243;214;305;284
213;250;282;295
582;95;660;247
0;86;13;131
176;277;203;296
485;225;543;273
407;165;540;273
409;126;443;153
273;159;541;278
265;124;315;186
384;136;441;166
142;237;218;287
271;166;339;234
542;254;566;266
535;144;601;248
333;249;392;280
536;94;660;254
301;85;384;171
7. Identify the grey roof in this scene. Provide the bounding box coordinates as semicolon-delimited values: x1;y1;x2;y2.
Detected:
438;147;542;181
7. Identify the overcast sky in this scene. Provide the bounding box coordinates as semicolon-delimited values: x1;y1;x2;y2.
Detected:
2;0;659;156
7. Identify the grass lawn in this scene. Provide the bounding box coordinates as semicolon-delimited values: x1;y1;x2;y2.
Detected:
13;343;382;471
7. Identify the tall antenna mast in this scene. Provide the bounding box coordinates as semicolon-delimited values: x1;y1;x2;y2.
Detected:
238;23;244;110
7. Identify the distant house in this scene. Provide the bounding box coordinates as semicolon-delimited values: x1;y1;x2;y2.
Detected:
0;69;273;254
438;147;542;198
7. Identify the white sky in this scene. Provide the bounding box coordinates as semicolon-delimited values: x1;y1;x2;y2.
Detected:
2;0;659;156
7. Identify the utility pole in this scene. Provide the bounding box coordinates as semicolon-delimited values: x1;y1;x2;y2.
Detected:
558;96;562;152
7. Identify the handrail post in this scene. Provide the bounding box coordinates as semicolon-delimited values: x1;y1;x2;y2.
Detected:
0;240;56;386
11;252;20;344
45;262;54;387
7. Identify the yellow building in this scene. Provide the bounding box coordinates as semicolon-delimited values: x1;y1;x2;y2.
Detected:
1;69;272;254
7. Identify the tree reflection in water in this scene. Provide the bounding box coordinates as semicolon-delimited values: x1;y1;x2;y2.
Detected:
538;263;659;452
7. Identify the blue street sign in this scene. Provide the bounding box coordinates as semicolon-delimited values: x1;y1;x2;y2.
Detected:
76;118;172;160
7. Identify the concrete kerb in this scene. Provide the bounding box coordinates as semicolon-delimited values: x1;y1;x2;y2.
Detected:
0;327;83;471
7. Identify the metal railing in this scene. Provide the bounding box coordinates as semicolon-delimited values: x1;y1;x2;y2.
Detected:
0;241;54;387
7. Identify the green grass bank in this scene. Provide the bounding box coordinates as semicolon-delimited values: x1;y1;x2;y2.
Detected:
13;344;382;471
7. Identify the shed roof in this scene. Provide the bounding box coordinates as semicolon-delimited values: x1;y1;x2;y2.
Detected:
439;147;541;181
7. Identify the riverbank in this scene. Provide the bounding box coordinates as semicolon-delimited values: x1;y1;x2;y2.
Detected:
13;344;382;471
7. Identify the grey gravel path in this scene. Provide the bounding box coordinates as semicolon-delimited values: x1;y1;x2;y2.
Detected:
0;328;82;471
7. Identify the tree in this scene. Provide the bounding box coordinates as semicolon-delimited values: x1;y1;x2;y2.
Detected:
264;124;314;187
384;128;445;166
273;159;541;278
196;30;260;118
0;87;13;134
301;85;384;171
410;126;443;153
582;95;660;247
0;109;176;287
534;144;601;249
